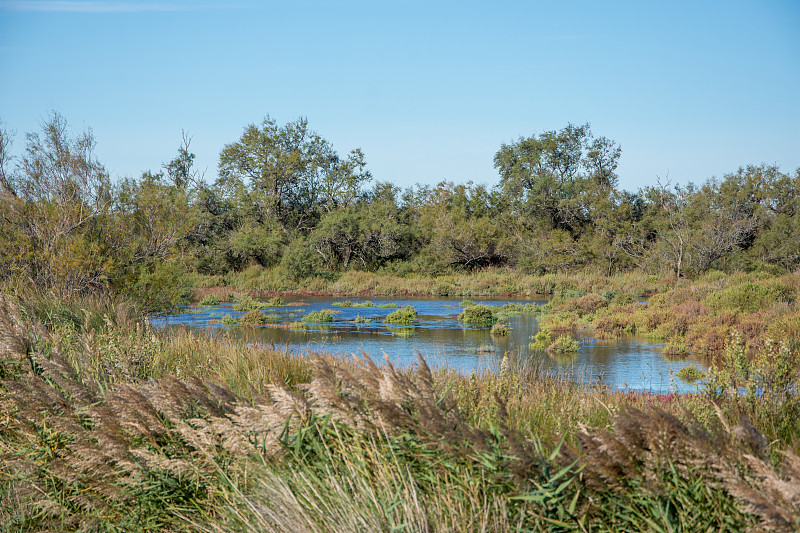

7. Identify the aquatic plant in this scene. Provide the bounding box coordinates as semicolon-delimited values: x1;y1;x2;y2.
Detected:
232;293;266;312
239;309;271;325
546;335;579;354
677;365;705;382
384;306;417;325
458;304;497;327
490;323;509;336
221;313;238;325
301;310;334;323
200;294;221;305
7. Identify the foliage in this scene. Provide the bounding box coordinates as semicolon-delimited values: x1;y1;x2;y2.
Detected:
458;304;497;327
677;365;705;382
490;323;509;336
200;294;221;305
546;335;580;354
383;305;417;325
301;310;334;323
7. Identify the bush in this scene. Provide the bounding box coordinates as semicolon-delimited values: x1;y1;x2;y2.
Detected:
490;323;509;336
232;294;266;312
239;310;270;325
384;306;417;325
546;335;580;354
662;342;690;359
221;314;238;325
529;329;550;352
301;311;334;324
281;237;318;280
677;365;705;382
458;305;497;327
200;294;221;305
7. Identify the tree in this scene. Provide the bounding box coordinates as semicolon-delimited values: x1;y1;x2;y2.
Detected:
494;123;621;234
218;116;371;234
0;112;113;295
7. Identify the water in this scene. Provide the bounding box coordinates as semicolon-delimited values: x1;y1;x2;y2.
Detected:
150;296;706;393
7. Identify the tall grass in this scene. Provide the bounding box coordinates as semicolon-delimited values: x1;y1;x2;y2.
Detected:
2;291;800;532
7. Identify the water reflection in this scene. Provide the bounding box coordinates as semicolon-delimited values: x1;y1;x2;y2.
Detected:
150;296;706;393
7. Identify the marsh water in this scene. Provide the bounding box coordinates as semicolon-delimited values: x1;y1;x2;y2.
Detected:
151;296;706;393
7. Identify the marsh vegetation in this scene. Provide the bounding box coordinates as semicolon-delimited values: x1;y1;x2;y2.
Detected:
0;113;798;530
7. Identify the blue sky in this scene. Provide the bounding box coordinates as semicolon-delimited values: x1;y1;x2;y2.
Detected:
1;0;798;191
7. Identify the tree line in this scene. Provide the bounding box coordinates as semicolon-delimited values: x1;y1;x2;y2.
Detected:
1;112;798;306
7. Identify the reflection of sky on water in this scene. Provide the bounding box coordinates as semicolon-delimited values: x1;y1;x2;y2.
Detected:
150;296;706;394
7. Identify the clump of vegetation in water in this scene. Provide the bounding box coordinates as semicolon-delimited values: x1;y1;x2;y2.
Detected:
200;294;221;306
490;323;509;336
221;313;238;325
460;299;476;307
662;342;690;359
529;329;550;352
376;302;399;309
546;335;580;355
267;296;284;306
301;310;334;324
354;314;371;324
333;300;376;308
677;365;705;382
384;306;417;325
232;294;266;312
498;303;539;315
239;310;276;325
458;304;497;327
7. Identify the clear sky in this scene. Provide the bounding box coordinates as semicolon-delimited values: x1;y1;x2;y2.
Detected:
1;0;798;192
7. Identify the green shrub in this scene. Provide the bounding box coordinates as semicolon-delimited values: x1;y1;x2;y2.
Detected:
221;314;238;325
490;323;509;336
200;294;221;306
301;311;334;324
677;365;705;382
232;294;266;312
354;314;371;324
267;296;284;306
384;306;417;325
458;305;497;327
662;342;690;359
529;329;551;352
239;310;271;325
376;302;399;309
546;335;580;354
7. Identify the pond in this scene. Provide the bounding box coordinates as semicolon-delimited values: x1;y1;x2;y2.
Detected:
150;296;706;393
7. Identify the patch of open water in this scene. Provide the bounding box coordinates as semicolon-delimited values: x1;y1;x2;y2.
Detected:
150;296;706;393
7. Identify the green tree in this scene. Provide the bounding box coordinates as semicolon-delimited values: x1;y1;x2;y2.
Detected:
218;116;371;234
